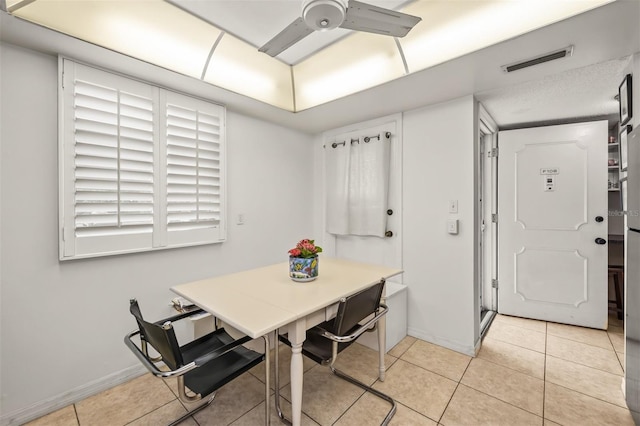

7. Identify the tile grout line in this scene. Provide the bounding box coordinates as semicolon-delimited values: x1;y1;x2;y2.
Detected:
331;389;367;425
475;351;544;381
224;398;268;426
547;332;617;352
606;326;625;372
483;326;547;355
547;381;632;411
461;318;545;420
545;353;624;377
498;316;618;352
394;351;472;384
437;358;473;424
394;400;439;424
454;366;545;418
123;399;178;426
73;403;80;426
482;335;546;354
545;353;625;378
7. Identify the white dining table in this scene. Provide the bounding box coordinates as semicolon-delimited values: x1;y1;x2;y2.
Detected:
171;256;402;426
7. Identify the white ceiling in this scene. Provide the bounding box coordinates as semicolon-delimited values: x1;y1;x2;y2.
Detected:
170;0;410;64
1;1;639;133
477;57;629;129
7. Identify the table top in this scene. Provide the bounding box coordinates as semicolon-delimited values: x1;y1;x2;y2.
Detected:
171;257;403;338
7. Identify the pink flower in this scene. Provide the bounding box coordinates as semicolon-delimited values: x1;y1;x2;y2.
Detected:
288;239;323;258
288;248;302;257
300;242;315;252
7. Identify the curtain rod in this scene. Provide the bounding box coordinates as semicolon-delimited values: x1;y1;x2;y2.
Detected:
330;132;391;149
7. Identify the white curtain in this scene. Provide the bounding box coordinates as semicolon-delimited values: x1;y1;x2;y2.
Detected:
326;140;351;235
326;132;391;237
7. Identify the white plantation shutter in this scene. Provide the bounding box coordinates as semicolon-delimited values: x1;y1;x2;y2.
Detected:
73;81;155;236
163;92;225;246
60;60;226;259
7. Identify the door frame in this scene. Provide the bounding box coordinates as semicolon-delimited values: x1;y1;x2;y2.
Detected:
477;104;498;337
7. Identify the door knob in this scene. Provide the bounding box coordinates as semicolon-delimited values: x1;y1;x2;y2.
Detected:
595;216;604;223
595;238;607;245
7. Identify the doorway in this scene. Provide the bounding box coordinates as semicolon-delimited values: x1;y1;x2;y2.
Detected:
495;121;609;329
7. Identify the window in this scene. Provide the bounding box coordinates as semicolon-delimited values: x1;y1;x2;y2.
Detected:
59;59;226;260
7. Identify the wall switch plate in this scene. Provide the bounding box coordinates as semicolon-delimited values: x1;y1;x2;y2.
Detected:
447;219;459;234
449;200;458;213
237;214;245;225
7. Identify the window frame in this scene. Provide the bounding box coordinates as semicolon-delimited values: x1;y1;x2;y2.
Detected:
58;58;227;260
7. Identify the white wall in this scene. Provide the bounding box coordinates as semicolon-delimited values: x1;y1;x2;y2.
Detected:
402;96;479;355
0;43;314;423
313;98;480;356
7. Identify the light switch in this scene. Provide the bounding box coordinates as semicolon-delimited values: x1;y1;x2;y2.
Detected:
447;219;459;235
237;214;245;225
449;200;458;213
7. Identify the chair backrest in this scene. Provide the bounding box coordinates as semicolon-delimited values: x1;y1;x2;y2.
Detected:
332;280;385;337
129;299;184;370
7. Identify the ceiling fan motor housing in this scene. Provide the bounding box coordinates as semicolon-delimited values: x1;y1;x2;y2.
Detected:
302;0;348;31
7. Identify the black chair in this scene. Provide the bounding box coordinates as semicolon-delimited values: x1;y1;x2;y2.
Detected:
275;279;396;425
124;299;270;426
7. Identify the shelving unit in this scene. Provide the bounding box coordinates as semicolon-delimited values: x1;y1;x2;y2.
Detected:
608;122;625;239
608;141;621;191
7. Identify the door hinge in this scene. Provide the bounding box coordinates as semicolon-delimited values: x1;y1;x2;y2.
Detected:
489;148;499;158
491;279;499;289
491;214;498;223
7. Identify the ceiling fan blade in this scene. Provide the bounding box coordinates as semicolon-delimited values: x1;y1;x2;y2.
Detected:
259;17;314;57
340;0;421;37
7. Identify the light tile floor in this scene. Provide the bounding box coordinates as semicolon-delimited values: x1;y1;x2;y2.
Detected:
26;314;638;426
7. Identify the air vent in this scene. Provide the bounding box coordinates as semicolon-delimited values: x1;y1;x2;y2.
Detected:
501;46;574;73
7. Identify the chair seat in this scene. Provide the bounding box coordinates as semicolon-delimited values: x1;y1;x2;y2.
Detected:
181;328;263;396
273;281;396;425
279;319;358;365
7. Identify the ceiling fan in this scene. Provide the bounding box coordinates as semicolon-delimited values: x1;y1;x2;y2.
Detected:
258;0;422;57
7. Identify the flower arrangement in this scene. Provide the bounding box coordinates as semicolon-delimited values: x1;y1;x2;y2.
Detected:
288;239;323;259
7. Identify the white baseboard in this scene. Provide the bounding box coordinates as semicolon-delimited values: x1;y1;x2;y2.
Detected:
407;327;476;357
473;336;482;356
1;364;146;426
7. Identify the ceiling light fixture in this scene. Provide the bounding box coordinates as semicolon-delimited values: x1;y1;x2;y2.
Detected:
303;0;346;31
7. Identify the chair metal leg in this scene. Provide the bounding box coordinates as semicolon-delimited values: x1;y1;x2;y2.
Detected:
168;392;216;426
329;366;397;425
276;329;396;425
274;329;292;425
169;335;271;426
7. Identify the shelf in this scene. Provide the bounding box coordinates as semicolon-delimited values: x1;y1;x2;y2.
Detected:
608;166;620;170
609;188;621;192
608;143;620;148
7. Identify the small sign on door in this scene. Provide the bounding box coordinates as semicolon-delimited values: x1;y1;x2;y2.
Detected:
545;176;556;191
540;167;560;175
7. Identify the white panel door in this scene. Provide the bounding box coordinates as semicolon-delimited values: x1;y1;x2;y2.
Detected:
498;121;608;329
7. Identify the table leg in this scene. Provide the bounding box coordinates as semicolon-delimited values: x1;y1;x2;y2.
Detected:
288;319;306;426
377;314;386;381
